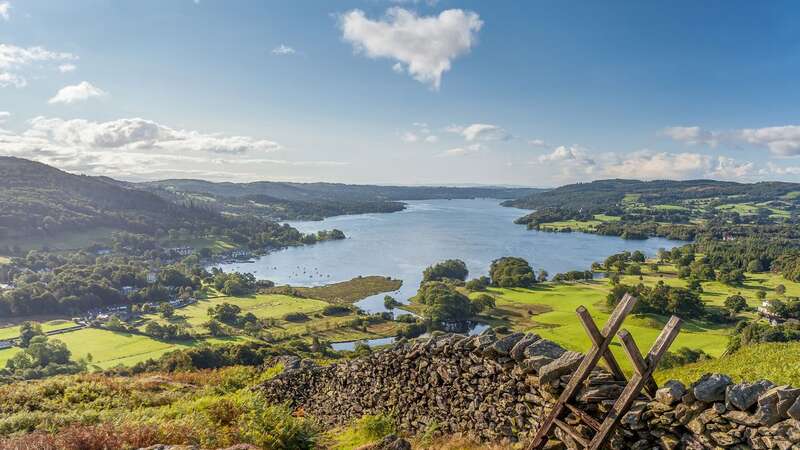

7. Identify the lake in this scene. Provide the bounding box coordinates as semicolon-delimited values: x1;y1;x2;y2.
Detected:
218;198;685;316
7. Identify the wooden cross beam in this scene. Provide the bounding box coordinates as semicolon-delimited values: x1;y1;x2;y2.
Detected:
586;316;681;449
526;295;683;450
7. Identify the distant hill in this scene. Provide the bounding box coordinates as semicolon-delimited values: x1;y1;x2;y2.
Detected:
142;179;541;202
0;157;212;239
140;179;543;220
504;179;800;212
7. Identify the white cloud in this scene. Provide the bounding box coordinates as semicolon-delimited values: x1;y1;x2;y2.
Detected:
48;81;107;104
533;144;757;182
767;162;800;176
0;2;10;21
664;123;800;157
661;126;719;147
0;43;77;88
0;116;296;180
58;63;77;73
0;111;9;124
401;131;419;143
528;139;548;148
401;122;438;143
272;44;296;56
538;145;593;164
708;156;754;178
602;151;712;180
23;116;282;154
737;125;800;157
447;123;510;141
437;143;482;157
339;7;482;90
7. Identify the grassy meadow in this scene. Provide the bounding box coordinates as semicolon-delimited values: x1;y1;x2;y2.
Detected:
473;264;800;376
0;278;403;370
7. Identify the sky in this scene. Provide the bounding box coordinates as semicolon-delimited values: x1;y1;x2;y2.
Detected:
1;0;800;187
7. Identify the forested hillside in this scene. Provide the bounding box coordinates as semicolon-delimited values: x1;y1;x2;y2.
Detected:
145;179;541;202
504;179;800;212
0;157;213;239
141;179;542;220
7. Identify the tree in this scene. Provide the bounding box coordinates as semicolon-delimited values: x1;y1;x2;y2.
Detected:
776;284;787;296
159;302;175;319
470;293;496;314
724;294;747;317
489;257;536;288
422;259;469;283
747;259;764;273
208;302;241;324
757;290;767;301
465;276;490;291
18;321;44;348
537;270;549;283
631;250;646;263
415;282;472;324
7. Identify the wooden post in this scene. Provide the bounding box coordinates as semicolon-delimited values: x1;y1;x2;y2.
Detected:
526;296;683;450
527;294;637;449
586;316;682;449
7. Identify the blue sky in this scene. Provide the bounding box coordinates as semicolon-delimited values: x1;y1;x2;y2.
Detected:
1;0;799;186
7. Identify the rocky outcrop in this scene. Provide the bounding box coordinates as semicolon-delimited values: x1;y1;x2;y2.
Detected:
258;331;800;449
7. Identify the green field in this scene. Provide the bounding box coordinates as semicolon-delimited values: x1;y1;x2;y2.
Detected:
0;319;78;340
478;282;732;374
536;214;619;232
281;276;403;304
657;342;800;386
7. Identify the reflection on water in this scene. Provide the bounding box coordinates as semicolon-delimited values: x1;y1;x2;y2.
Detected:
329;322;492;351
218;198;684;319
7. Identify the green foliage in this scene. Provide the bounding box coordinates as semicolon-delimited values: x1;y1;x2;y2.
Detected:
208;302;242;324
657;347;711;370
465;276;490;291
489;257;536;288
657;342;800;387
333;414;395;449
2;336;82;381
728;320;800;353
415;282;473;324
470;294;496;314
724;294;747;314
422;259;469;283
608;282;704;317
18;321;43;348
322;304;352;316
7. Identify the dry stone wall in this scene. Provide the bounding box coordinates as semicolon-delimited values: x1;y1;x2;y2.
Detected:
259;330;800;449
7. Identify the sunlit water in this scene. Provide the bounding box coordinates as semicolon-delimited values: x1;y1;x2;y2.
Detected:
218;199;685;331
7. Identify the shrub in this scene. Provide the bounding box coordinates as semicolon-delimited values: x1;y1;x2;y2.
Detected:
282;312;309;323
422;259;468;283
489;257;536;288
322;305;351;316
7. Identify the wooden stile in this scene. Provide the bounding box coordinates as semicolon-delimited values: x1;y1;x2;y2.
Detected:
526;294;682;450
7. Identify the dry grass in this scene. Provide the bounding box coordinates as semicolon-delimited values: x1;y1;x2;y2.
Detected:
413;435;516;450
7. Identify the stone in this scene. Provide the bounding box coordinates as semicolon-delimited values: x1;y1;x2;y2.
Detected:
538;351;583;384
723;411;761;427
523;339;566;360
354;435;411;450
788;397;800;420
726;380;773;411
693;373;732;403
510;333;540;361
489;332;525;356
520;356;554;374
656;380;687;406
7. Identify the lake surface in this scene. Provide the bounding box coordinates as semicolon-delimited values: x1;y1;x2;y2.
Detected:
218;199;685;316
